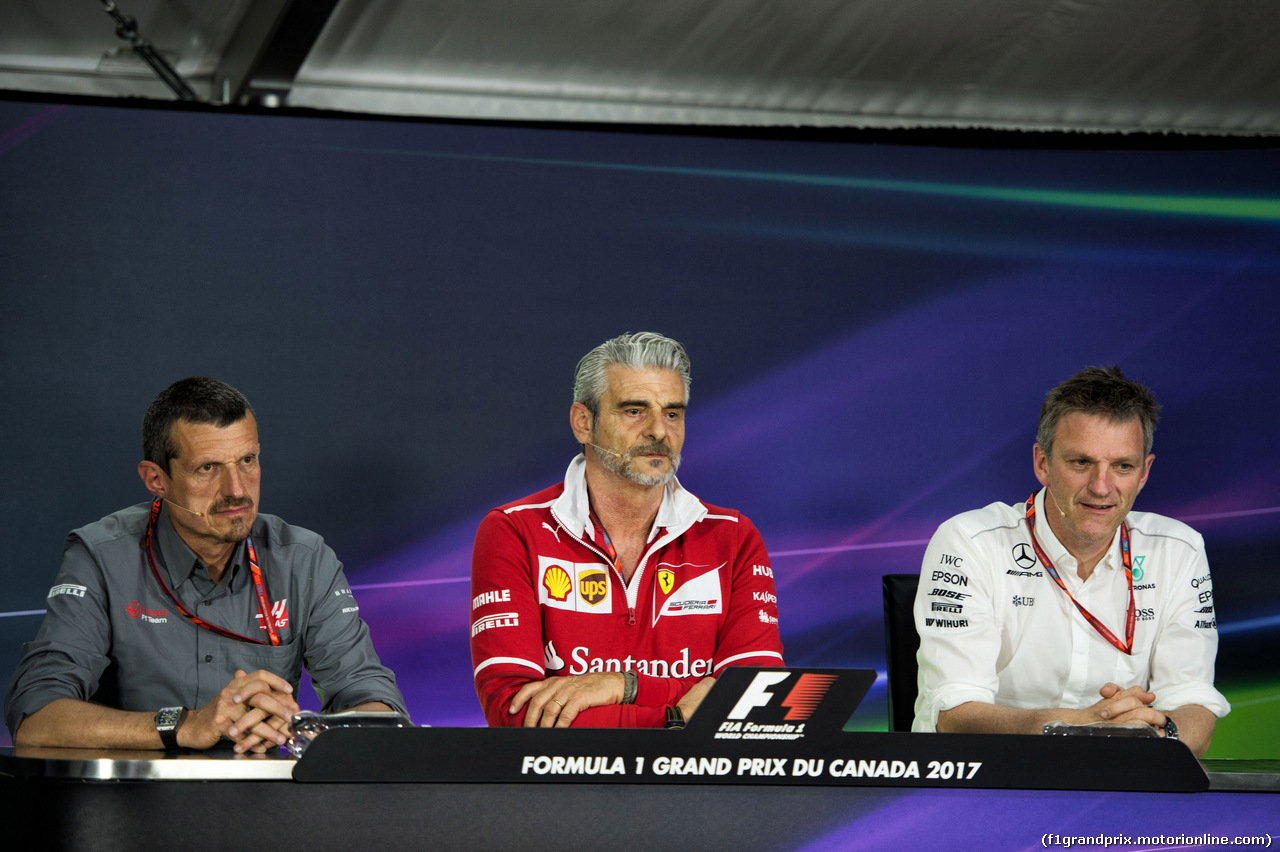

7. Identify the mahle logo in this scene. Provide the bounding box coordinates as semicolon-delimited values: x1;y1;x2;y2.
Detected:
578;569;609;606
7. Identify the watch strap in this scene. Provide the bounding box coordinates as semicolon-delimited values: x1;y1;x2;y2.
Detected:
664;706;686;729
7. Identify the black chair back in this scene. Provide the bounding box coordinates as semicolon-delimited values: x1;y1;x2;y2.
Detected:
882;573;921;732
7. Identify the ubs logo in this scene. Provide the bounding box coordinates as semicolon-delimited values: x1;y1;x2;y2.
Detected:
1012;543;1036;570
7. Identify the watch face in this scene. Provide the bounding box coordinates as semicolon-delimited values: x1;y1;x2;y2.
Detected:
156;707;183;729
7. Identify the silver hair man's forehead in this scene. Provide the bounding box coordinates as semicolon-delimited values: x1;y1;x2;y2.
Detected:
573;332;691;415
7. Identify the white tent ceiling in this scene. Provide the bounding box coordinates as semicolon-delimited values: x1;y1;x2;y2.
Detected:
3;0;1279;135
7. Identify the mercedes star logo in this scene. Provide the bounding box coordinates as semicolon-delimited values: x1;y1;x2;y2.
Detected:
1012;543;1037;569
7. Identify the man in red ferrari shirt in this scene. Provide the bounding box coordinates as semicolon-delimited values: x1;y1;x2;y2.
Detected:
470;332;784;728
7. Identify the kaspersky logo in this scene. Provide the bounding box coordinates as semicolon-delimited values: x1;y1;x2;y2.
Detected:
727;671;837;722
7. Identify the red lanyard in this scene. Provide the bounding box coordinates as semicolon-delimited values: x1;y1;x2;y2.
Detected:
585;509;623;573
1025;491;1134;656
142;497;280;646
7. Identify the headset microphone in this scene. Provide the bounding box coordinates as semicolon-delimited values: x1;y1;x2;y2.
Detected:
589;443;624;459
165;500;204;518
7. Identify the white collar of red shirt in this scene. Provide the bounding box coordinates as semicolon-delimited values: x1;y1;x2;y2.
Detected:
551;453;707;543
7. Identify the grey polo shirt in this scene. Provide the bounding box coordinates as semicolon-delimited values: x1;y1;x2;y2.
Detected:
5;501;406;738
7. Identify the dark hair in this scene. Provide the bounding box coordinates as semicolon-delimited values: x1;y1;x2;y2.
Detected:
1037;365;1160;457
142;377;254;474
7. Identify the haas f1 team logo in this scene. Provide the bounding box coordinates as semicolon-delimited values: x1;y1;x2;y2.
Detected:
256;599;289;631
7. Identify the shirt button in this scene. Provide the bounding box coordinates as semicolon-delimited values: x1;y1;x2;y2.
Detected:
203;601;212;606
204;655;213;663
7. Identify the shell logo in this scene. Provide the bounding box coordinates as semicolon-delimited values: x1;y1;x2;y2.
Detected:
543;564;572;602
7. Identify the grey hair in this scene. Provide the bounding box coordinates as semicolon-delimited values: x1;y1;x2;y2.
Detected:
572;332;691;417
1037;365;1161;457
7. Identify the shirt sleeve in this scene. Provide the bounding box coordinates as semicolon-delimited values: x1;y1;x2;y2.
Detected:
708;514;785;676
297;541;407;717
913;518;999;731
1148;537;1230;718
4;535;113;738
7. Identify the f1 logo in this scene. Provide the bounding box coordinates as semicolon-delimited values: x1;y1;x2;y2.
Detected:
726;671;790;720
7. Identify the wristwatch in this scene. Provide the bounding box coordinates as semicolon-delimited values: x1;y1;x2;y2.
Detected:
155;706;188;750
1162;716;1179;742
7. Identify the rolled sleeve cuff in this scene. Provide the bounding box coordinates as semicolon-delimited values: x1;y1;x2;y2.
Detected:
916;685;995;732
1153;683;1231;719
324;680;408;718
5;686;82;739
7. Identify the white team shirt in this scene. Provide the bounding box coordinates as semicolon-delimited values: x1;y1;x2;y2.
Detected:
913;488;1229;731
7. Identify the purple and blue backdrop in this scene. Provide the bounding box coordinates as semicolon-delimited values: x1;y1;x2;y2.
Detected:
1;99;1277;757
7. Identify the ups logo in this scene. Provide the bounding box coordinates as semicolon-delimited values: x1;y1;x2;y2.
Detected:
578;569;609;607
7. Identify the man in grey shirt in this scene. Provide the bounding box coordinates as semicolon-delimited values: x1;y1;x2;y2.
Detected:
5;377;405;752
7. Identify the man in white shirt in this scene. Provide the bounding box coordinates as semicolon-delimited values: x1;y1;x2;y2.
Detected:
912;366;1228;755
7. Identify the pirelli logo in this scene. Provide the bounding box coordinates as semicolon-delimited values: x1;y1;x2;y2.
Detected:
472;612;519;637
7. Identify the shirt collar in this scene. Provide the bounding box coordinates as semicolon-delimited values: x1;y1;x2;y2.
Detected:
1030;486;1122;579
154;502;245;590
551;453;705;541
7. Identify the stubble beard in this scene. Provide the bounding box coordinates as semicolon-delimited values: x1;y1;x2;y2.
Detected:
209;497;255;544
591;435;681;488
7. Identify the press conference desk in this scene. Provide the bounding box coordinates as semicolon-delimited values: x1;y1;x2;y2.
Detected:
2;739;1275;852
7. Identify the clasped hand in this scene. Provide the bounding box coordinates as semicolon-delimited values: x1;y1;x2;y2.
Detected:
1086;682;1169;733
181;669;299;753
